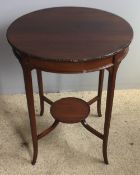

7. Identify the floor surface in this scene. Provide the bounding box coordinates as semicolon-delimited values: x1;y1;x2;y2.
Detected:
0;90;140;175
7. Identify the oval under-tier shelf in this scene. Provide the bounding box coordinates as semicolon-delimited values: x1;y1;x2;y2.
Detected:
50;97;90;123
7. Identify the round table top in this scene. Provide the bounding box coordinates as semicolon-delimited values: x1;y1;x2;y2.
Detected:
7;7;133;62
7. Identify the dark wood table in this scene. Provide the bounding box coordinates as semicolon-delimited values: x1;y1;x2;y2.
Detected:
7;7;133;165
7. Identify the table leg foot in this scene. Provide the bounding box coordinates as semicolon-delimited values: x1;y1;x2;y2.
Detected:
40;105;44;116
103;141;109;164
97;105;102;117
31;154;37;165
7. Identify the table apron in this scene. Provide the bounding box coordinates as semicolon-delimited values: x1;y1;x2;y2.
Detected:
15;48;128;73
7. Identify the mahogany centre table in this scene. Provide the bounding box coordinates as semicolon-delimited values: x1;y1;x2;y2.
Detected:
7;7;133;165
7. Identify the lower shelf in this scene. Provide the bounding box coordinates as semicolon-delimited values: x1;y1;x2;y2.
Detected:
50;97;90;123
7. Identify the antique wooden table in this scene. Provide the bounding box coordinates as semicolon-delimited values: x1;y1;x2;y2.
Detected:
7;7;133;165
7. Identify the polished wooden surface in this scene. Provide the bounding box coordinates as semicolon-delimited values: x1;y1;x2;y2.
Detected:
7;7;133;62
50;97;90;123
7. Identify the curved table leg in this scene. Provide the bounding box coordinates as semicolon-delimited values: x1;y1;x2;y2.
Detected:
97;70;104;117
22;66;38;165
36;69;44;116
103;61;119;164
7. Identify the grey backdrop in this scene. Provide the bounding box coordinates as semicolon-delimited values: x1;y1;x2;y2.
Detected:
0;0;139;94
